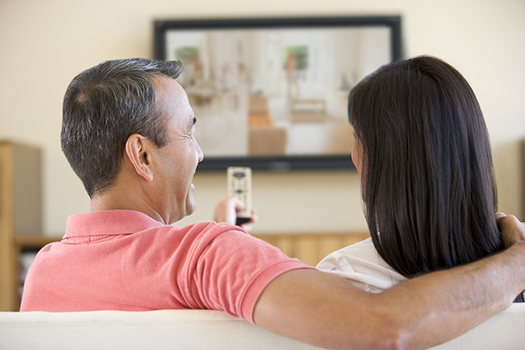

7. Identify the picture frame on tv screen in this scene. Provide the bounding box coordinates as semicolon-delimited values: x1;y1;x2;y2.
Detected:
154;16;402;171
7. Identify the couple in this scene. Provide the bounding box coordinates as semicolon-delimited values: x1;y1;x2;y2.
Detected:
21;56;525;350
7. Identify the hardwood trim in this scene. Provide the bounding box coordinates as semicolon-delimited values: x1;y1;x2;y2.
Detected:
15;235;62;249
253;231;370;267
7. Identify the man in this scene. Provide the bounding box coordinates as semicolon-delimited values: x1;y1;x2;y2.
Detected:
21;58;525;350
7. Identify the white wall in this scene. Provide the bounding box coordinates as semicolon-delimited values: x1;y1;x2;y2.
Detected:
0;0;524;235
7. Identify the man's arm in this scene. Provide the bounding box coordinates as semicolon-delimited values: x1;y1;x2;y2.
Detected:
254;214;525;350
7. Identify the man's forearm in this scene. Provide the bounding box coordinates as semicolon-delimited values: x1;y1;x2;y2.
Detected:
254;242;525;350
255;215;525;350
378;241;525;350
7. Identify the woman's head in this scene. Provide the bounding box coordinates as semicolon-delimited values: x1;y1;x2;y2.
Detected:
348;56;501;277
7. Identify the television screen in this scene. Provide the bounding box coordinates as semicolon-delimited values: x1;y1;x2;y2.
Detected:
154;16;402;171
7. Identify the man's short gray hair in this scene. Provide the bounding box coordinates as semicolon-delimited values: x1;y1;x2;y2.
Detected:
61;58;183;197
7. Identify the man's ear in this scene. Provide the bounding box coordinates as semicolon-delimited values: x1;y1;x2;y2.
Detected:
125;134;154;182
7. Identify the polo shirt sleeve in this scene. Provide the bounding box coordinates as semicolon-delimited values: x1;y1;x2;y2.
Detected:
177;222;312;324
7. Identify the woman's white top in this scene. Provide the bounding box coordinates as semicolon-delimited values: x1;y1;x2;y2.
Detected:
316;237;407;293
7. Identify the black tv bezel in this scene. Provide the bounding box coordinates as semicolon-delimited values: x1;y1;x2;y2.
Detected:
154;16;402;172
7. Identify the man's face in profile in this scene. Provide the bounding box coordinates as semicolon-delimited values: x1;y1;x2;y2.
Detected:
151;77;204;223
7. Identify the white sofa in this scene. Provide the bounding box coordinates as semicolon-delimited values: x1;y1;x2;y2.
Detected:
1;304;524;350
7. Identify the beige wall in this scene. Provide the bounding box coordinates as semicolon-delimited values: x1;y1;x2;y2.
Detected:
0;0;524;235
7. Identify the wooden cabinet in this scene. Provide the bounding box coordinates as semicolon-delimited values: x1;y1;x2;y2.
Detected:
0;141;60;311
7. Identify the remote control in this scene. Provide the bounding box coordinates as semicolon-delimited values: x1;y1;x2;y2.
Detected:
227;167;252;226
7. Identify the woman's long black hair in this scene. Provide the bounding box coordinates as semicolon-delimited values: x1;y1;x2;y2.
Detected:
348;56;523;302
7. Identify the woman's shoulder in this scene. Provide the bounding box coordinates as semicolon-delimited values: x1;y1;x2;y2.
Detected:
316;237;407;292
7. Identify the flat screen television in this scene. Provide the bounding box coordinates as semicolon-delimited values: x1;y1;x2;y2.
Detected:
154;16;402;171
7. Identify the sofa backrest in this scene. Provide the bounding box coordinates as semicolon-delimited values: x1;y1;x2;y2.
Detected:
1;304;524;350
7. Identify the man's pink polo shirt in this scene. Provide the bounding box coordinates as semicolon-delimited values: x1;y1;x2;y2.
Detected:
20;210;310;323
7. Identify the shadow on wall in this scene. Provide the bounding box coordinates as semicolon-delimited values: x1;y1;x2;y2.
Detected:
522;140;525;221
492;140;525;221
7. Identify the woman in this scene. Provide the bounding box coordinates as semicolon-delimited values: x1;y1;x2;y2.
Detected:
317;56;524;301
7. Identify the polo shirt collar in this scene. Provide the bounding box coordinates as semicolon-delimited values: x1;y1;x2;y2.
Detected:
63;210;164;240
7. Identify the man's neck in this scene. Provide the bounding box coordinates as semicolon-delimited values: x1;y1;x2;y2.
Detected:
90;186;167;224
